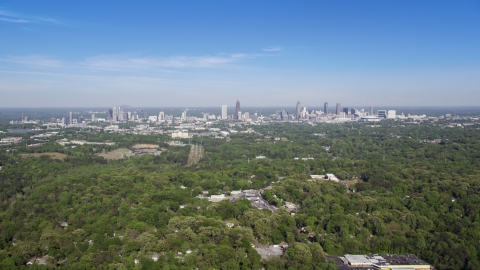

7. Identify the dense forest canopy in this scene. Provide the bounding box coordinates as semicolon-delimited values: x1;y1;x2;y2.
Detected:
0;119;479;269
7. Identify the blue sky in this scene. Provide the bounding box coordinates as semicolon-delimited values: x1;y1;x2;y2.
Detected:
1;1;479;107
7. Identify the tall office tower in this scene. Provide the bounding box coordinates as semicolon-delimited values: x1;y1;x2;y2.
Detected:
336;103;341;115
221;105;227;120
112;106;118;121
108;109;113;120
77;116;83;123
302;107;307;118
244;112;250;121
118;107;124;121
281;110;288;121
127;111;132;120
369;106;374;115
351;108;356;115
62;117;67;125
324;102;328;114
159;111;165;121
275;110;282;120
69;112;73;125
343;108;349;115
92;114;95;122
296;101;301;119
235;100;241;119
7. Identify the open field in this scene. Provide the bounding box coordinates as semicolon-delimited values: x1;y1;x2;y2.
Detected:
96;148;132;160
131;144;159;149
20;152;67;160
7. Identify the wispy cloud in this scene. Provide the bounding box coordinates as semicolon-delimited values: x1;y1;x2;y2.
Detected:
37;17;59;24
0;9;59;25
1;52;265;74
263;46;283;52
82;53;258;70
0;17;29;23
2;55;64;68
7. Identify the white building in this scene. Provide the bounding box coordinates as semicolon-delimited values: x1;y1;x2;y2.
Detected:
148;116;158;122
387;110;396;119
221;105;227;120
171;130;189;138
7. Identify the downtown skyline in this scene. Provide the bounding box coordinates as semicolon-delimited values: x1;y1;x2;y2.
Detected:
1;1;480;107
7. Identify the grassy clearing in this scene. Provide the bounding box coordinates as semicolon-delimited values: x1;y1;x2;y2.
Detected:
96;148;132;160
131;144;159;149
21;152;67;160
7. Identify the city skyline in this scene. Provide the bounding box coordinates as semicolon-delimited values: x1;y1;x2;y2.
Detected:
1;1;479;107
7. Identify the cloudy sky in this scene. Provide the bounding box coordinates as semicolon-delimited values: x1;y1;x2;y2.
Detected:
1;1;479;107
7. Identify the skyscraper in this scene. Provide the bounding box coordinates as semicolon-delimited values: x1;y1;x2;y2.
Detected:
336;103;341;115
324;102;328;114
235;100;241;119
112;106;117;121
221;105;227;120
369;106;374;115
296;101;301;119
69;112;73;125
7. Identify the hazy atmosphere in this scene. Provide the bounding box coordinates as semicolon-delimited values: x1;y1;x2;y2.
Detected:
1;1;479;107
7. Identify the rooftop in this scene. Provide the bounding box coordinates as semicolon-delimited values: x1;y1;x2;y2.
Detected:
335;254;431;269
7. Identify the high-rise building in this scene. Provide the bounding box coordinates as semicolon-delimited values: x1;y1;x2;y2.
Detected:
324;102;328;114
108;109;113;121
336;103;341;115
244;112;249;121
159;111;165;121
281;110;288;121
235;100;241;119
118;107;124;121
369;106;374;115
112;106;118;121
221;105;227;120
92;114;95;122
69;112;73;125
343;108;349;115
301;107;307;119
296;101;301;119
275;110;282;120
